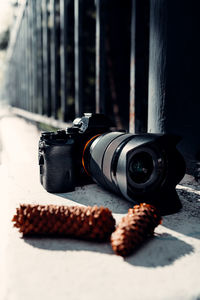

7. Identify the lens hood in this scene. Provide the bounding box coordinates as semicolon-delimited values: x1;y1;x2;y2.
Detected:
86;133;185;215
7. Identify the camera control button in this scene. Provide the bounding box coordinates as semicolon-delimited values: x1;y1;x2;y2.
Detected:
67;127;80;133
73;117;82;127
84;113;92;117
41;131;55;140
57;130;67;136
41;131;55;137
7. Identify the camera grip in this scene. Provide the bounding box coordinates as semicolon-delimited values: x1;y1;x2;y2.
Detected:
41;144;75;193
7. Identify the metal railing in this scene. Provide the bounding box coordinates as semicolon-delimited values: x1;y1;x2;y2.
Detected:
6;0;150;131
4;0;200;175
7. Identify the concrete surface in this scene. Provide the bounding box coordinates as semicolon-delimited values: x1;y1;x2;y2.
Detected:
0;107;200;300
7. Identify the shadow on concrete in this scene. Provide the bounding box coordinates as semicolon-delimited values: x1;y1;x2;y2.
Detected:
56;184;131;214
24;237;114;255
163;187;200;239
125;233;194;267
24;232;193;268
56;184;200;241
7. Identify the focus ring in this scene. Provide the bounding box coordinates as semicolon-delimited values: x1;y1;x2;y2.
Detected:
89;132;124;189
102;134;133;191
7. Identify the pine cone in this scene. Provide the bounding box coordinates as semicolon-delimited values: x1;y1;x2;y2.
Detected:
12;204;115;241
111;203;162;256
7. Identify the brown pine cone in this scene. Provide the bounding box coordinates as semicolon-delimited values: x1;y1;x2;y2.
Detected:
111;203;162;256
12;204;115;241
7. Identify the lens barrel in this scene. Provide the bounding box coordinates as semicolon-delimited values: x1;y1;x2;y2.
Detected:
83;132;185;214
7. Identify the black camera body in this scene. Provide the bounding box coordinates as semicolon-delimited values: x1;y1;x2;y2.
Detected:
39;113;186;215
39;113;113;193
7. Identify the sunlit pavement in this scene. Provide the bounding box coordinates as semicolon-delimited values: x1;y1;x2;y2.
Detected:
0;106;200;300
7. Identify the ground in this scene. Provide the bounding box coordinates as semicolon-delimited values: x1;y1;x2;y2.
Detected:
0;106;200;300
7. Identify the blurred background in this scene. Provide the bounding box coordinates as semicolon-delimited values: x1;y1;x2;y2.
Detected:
2;0;133;129
0;0;18;102
0;0;199;178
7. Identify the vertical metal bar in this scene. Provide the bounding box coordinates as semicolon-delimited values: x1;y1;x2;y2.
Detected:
49;0;55;116
21;16;25;110
32;0;38;113
105;0;131;129
36;0;44;115
16;37;19;107
16;30;19;107
21;18;25;109
13;60;16;106
15;31;21;107
50;0;61;119
82;0;96;114
95;0;107;114
23;13;26;110
25;4;29;111
27;1;31;111
42;0;51;116
129;0;136;133
20;23;23;108
21;22;23;108
74;0;83;117
129;0;150;133
60;0;69;121
28;0;33;112
31;0;34;112
24;6;26;109
17;35;19;107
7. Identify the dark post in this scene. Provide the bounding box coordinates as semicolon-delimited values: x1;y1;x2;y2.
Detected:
60;0;75;121
96;0;131;129
129;0;149;133
42;0;51;116
27;0;33;112
15;37;20;108
50;0;61;119
148;0;200;174
60;0;69;121
74;0;84;117
95;0;106;114
21;15;25;109
24;10;27;110
17;27;21;107
32;0;38;113
25;5;29;111
36;0;44;115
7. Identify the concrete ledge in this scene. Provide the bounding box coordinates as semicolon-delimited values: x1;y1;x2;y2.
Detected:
10;106;73;129
0;108;200;300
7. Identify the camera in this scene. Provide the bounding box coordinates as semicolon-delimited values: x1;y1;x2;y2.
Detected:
39;113;186;215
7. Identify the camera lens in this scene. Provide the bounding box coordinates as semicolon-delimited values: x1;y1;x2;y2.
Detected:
82;132;162;197
128;152;154;184
82;131;185;212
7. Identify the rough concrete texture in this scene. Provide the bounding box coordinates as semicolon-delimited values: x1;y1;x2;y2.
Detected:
0;107;200;300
